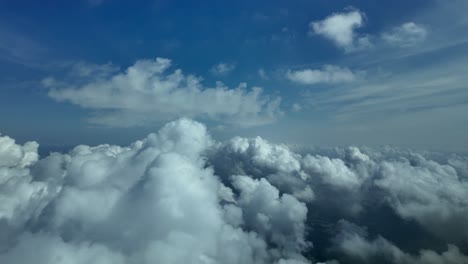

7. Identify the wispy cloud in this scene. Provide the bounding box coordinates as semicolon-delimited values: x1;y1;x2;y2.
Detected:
210;62;236;76
286;65;359;85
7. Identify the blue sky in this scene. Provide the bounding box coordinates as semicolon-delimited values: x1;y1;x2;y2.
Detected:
1;0;467;151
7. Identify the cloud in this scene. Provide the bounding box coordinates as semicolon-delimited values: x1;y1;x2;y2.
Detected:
44;58;282;127
211;62;236;76
334;220;468;264
0;119;311;264
310;8;371;52
1;119;468;263
286;65;358;85
382;22;428;47
258;68;269;80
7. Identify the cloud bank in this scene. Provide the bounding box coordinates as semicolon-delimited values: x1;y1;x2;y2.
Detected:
44;58;282;127
1;119;468;263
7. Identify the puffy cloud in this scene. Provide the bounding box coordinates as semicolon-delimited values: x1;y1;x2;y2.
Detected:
44;58;282;127
1;119;468;263
374;153;468;242
0;135;55;230
231;175;310;259
382;22;428;47
286;66;357;85
310;9;371;52
211;62;236;75
0;119;310;264
334;220;468;264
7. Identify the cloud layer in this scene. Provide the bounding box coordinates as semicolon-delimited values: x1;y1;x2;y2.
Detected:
1;119;468;263
44;58;282;127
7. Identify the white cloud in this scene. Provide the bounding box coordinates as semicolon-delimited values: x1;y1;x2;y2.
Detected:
0;119;311;264
382;22;428;47
44;58;282;127
310;9;371;52
211;62;236;75
334;220;468;264
286;65;358;85
1;119;468;263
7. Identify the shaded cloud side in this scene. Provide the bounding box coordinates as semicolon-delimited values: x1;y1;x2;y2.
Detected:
1;119;468;263
44;58;282;127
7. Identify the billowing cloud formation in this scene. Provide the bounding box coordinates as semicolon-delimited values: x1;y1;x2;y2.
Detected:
286;66;357;85
310;8;371;52
334;220;468;264
44;58;282;127
1;119;468;263
382;22;428;47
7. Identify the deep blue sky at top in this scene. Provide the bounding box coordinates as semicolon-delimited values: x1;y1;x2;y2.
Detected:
1;0;467;152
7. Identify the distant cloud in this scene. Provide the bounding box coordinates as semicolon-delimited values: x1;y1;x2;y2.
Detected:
258;68;269;79
310;8;372;52
44;58;281;127
210;62;236;76
382;22;428;47
335;220;468;263
291;103;302;112
286;65;358;85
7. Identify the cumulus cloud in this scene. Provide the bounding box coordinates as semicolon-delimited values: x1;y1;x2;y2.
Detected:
382;22;428;47
44;58;282;127
0;119;311;264
1;119;468;263
286;65;358;85
334;220;468;264
310;8;371;52
211;62;236;75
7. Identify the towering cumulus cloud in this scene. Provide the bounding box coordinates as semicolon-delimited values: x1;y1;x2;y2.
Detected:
0;119;467;263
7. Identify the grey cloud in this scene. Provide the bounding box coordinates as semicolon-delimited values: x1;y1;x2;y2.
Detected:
334;220;468;264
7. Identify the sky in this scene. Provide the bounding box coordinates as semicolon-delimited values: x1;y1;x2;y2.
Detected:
1;2;468;263
1;0;468;151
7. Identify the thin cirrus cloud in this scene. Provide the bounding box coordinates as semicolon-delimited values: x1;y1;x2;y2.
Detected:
309;8;371;52
43;58;282;127
286;65;358;85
